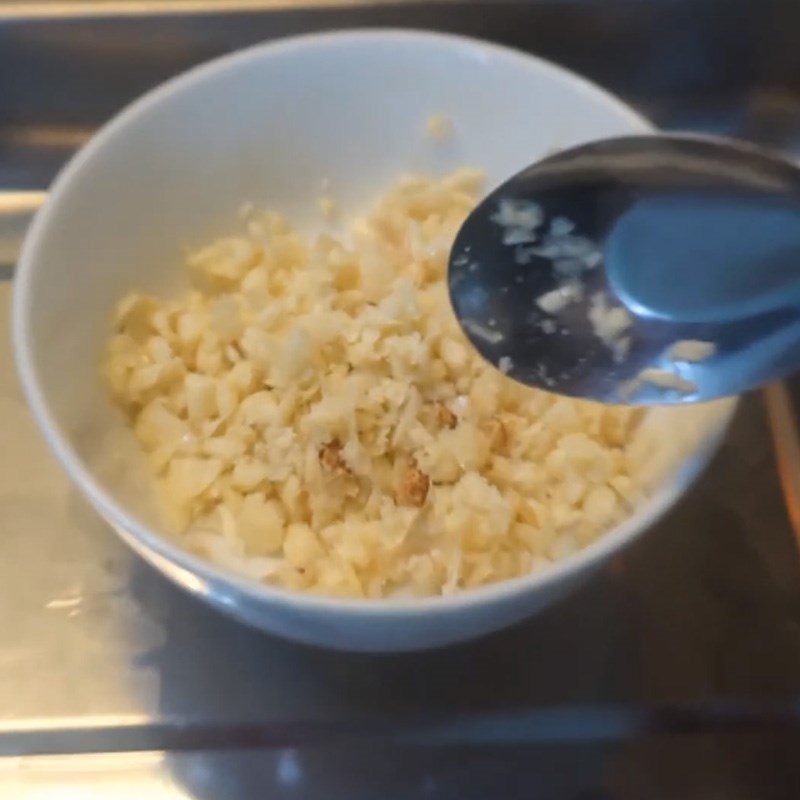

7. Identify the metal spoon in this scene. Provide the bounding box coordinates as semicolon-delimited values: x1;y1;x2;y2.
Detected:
448;134;800;405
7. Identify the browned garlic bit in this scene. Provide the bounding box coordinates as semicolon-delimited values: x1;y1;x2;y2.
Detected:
481;417;508;452
435;403;458;430
397;458;430;507
319;439;349;473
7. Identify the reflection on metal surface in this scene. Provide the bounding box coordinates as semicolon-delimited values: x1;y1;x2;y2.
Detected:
0;126;93;150
0;192;45;273
0;751;178;800
0;715;153;738
765;381;800;548
0;0;410;21
0;192;45;215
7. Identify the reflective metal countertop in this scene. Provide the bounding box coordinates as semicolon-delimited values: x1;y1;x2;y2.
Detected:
2;2;800;797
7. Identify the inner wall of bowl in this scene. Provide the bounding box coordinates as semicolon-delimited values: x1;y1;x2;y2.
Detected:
22;33;724;549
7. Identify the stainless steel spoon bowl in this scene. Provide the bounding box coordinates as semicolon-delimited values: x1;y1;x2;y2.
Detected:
448;134;800;405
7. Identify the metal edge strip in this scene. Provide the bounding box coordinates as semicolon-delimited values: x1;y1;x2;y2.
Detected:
0;0;428;22
3;702;800;757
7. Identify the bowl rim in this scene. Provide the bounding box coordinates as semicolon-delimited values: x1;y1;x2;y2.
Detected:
12;27;735;616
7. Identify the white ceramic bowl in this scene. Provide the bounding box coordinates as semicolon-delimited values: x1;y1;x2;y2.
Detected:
13;30;734;651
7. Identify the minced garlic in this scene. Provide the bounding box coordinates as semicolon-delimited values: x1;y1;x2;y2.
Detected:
105;170;649;599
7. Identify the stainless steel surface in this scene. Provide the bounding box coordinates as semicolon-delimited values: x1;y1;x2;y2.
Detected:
3;1;800;797
0;192;43;275
2;0;800;193
450;134;800;404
